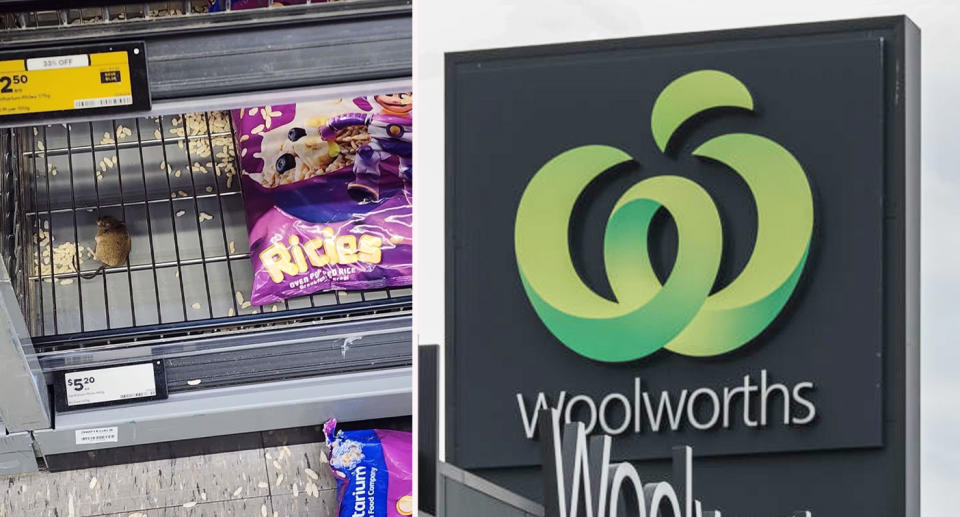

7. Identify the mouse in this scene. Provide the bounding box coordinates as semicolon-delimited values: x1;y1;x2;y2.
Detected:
75;216;132;280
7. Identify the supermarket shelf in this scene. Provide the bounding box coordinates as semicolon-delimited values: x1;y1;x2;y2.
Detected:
16;108;411;344
38;313;412;376
33;366;411;455
0;0;412;101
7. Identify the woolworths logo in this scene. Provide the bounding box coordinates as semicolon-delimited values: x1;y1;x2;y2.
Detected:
515;70;814;362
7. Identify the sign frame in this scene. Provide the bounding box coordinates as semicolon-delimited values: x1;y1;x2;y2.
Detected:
443;15;919;516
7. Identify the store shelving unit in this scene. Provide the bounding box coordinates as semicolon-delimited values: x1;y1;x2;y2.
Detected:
0;0;412;474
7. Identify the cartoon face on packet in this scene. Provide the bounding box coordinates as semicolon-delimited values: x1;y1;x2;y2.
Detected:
260;125;340;188
319;92;413;202
373;92;412;116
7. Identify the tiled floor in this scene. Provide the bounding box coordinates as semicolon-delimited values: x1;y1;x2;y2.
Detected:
0;441;338;517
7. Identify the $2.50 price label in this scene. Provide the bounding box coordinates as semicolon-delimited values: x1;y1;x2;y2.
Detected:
0;43;148;121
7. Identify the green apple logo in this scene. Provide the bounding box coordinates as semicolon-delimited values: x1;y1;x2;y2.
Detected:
514;70;814;362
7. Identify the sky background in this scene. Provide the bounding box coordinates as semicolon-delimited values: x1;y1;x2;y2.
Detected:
413;0;958;513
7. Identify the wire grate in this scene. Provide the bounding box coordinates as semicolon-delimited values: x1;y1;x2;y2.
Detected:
18;111;410;341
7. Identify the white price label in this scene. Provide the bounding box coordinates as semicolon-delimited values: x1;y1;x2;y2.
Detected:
64;363;157;407
75;427;118;445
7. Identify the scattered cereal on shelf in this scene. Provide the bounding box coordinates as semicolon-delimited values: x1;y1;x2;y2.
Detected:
276;474;284;487
174;169;182;178
228;308;235;317
36;141;45;151
261;504;268;517
182;501;197;508
229;241;236;254
273;460;282;471
200;491;207;501
304;468;319;480
232;486;243;497
178;191;189;198
271;305;278;313
292;483;299;497
241;301;251;309
176;210;186;217
205;186;213;193
187;379;202;386
257;481;268;489
235;291;244;304
198;212;213;223
88;477;97;490
60;279;74;286
191;302;201;310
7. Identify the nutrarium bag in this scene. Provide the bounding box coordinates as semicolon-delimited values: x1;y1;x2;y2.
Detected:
324;420;413;517
233;94;412;305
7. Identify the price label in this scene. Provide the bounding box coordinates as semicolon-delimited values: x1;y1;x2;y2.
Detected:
56;361;167;411
0;42;149;123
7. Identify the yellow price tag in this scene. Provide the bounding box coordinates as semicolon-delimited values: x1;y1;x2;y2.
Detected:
0;50;135;117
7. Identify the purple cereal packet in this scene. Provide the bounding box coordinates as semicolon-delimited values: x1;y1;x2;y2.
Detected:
324;419;413;517
233;95;412;305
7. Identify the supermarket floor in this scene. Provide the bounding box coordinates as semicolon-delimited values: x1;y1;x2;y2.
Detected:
0;428;340;517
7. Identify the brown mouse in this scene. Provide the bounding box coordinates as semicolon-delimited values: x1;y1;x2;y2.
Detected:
75;216;131;279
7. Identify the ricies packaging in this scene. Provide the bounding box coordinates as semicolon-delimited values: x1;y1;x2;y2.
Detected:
324;420;413;517
233;94;412;305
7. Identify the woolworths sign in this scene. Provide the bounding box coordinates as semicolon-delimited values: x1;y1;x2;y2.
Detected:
444;16;919;517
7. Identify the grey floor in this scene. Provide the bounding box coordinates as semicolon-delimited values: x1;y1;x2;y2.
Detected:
0;442;338;517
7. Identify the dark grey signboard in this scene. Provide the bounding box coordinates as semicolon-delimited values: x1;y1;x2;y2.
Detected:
444;16;919;517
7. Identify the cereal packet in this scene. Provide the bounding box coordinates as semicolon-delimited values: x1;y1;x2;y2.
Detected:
233;94;412;305
324;420;413;517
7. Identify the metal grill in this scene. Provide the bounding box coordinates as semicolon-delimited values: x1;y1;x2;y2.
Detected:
16;110;410;346
0;1;344;30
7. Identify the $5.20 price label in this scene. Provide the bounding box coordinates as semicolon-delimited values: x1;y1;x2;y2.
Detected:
62;362;159;408
0;44;147;120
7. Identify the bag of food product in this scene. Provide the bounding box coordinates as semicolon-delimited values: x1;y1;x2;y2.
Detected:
233;93;412;305
324;420;413;517
208;0;309;11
